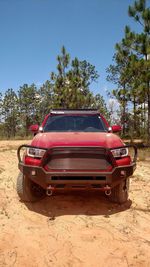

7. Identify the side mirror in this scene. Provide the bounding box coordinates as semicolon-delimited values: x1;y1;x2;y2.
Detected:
111;125;122;133
29;124;39;134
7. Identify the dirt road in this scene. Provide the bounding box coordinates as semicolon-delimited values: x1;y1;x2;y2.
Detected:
0;140;150;267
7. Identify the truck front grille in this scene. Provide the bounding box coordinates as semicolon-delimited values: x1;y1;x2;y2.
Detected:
45;148;112;171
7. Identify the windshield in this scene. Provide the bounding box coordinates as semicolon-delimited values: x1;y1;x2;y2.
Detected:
43;115;107;132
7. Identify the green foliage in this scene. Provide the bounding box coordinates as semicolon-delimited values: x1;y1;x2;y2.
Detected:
92;94;110;121
18;84;39;136
1;89;18;138
51;47;100;109
107;0;150;141
36;80;54;121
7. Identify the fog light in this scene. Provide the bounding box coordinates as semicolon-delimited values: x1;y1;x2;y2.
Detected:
31;170;36;176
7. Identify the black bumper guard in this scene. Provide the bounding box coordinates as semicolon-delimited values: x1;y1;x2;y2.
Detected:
17;145;137;189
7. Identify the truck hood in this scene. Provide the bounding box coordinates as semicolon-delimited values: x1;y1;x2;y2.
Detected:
30;132;124;149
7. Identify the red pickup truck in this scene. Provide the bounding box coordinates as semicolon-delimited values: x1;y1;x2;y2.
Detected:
17;109;137;204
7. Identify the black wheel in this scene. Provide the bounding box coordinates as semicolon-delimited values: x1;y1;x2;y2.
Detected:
17;172;46;202
109;178;129;204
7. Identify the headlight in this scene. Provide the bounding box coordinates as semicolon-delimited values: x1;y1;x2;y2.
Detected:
26;148;46;158
111;147;128;158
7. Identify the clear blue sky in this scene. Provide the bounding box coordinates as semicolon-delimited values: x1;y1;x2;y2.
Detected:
0;0;144;98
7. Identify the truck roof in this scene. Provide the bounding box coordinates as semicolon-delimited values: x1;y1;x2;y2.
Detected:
50;109;99;115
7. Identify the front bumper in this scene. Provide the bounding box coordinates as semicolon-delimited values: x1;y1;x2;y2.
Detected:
17;145;137;190
18;162;136;189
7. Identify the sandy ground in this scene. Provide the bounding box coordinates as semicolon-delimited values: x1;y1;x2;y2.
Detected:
0;140;150;267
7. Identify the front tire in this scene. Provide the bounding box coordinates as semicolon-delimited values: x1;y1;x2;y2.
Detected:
109;178;129;204
17;172;45;202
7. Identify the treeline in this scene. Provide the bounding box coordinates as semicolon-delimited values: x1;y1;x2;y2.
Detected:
0;0;149;141
107;0;150;142
0;47;109;138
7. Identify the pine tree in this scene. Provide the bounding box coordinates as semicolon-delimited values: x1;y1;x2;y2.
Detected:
50;46;100;109
125;0;150;139
107;0;150;140
2;89;18;137
18;84;38;136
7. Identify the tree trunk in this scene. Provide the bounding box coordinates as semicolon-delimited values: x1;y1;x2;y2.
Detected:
133;95;136;134
145;54;150;143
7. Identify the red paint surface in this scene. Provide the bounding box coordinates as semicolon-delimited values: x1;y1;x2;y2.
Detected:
31;132;124;149
26;112;131;168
